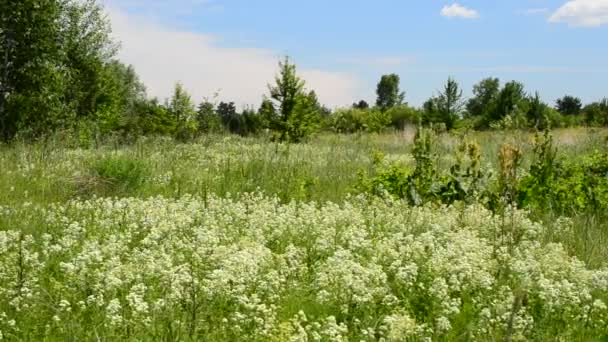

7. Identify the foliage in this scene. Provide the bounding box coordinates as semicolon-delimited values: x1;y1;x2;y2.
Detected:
217;101;240;133
352;100;370;109
466;77;500;119
196;101;223;134
494;81;527;124
583;99;608;126
489;106;529;130
0;0;67;140
435;77;465;130
135;99;177;136
518;130;608;215
85;155;148;196
169;83;198;141
556;95;583;116
357;127;489;205
268;57;319;143
376;74;405;111
386;105;423;130
0;0;117;141
330;108;391;133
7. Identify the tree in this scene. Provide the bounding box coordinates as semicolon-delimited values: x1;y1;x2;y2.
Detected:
423;97;441;124
241;107;263;135
98;61;147;135
307;90;330;118
353;100;370;109
435;77;464;130
526;92;552;129
556;95;582;116
217;101;240;133
258;98;277;129
0;0;117;140
268;56;319;142
466;77;500;118
169;82;197;140
136;98;176;136
0;0;65;139
376;74;405;110
196;100;222;133
494;81;526;123
62;0;117;119
583;99;608;126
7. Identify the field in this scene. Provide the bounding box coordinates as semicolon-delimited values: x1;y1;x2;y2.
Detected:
1;128;608;341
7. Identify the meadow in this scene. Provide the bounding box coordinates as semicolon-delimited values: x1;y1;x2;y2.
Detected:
1;128;608;341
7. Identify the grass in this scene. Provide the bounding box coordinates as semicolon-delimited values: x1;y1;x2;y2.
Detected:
1;128;606;206
1;127;608;340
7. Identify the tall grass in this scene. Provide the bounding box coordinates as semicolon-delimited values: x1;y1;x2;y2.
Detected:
2;128;606;205
1;128;608;340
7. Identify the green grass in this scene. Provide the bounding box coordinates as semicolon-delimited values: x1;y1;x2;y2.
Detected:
1;128;608;340
1;128;606;205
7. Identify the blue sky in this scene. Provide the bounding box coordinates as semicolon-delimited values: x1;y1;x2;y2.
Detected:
104;0;608;108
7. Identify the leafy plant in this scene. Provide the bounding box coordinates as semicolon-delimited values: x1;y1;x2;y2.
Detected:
358;127;489;205
81;155;148;196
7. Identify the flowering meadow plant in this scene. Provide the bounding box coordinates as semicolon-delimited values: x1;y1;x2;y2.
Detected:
1;194;607;341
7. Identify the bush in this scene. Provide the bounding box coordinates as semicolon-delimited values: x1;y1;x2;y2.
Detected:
357;127;489;205
81;155;148;196
386;105;422;130
330;108;391;134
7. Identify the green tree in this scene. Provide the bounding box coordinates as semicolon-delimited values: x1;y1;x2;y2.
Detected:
526;92;551;129
196;100;223;133
217;101;241;133
556;95;582;116
0;0;66;139
494;81;526;123
241;107;263;136
583;99;608;126
466;77;500;118
0;0;117;140
376;74;405;110
169;82;197;140
268;57;319;142
353;100;370;109
92;61;148;135
423;97;440;124
435;77;464;130
136;98;176;136
62;0;117;119
258;98;277;129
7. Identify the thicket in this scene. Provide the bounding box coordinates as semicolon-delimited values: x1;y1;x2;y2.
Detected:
357;127;608;218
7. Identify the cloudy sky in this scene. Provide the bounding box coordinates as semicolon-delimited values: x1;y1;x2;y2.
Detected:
102;0;608;108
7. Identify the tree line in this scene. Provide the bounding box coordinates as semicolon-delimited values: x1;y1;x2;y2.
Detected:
1;0;607;144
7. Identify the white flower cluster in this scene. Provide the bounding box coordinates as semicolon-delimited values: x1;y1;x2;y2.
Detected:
0;194;607;340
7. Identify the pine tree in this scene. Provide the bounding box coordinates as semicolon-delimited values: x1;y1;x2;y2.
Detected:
268;56;319;142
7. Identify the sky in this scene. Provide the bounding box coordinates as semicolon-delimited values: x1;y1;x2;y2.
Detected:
102;0;608;109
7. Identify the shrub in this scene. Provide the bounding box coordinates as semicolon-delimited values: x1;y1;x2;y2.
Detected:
330;108;390;134
386;105;422;130
357;127;489;205
80;155;148;196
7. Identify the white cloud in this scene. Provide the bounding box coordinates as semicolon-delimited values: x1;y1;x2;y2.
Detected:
105;6;362;108
549;0;608;27
440;3;480;19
